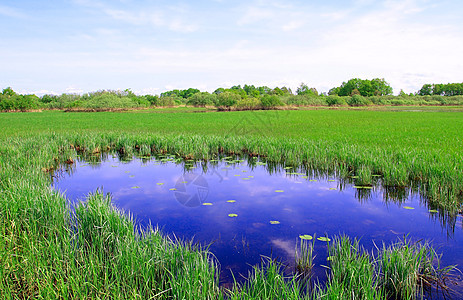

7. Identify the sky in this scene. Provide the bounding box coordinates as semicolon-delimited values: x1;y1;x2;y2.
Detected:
1;0;462;95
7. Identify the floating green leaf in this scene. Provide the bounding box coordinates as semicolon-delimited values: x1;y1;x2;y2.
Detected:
309;179;318;182
242;170;247;172
328;179;335;182
270;220;280;225
317;237;331;242
226;200;236;203
403;206;415;210
129;175;135;178
180;181;188;184
256;162;267;165
275;190;284;193
429;209;438;213
329;188;337;190
242;178;250;180
228;213;238;217
131;186;140;189
353;186;373;189
111;165;118;167
234;174;241;177
301;176;309;179
299;235;313;240
202;203;213;206
248;176;254;178
124;171;130;173
284;167;292;169
156;183;164;185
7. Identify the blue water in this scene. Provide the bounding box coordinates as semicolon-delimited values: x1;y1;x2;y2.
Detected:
53;154;463;292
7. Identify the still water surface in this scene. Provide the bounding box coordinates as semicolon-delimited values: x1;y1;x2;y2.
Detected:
53;154;463;290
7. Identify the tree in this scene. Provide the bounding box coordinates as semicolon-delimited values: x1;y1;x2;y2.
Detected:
330;78;392;97
296;83;318;96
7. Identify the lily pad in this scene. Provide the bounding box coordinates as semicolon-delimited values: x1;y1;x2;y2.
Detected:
317;237;331;242
111;165;118;167
124;171;130;173
328;179;335;182
301;176;309;179
403;206;415;210
248;176;254;178
329;188;337;190
169;188;177;191
309;179;318;182
180;181;188;184
228;213;238;218
353;186;373;189
299;235;313;240
129;175;135;178
202;203;213;206
256;162;267;166
270;220;280;225
242;178;250;180
284;167;292;170
226;200;236;203
429;209;438;213
156;183;164;185
275;190;284;193
131;186;140;189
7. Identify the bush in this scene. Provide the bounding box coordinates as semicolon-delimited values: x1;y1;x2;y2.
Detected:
187;92;217;107
260;95;283;109
347;95;371;106
235;97;260;110
326;95;347;106
216;92;241;110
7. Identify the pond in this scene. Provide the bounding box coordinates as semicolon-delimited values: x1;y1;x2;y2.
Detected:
53;154;463;291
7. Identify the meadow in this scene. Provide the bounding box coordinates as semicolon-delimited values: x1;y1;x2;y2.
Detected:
1;107;462;298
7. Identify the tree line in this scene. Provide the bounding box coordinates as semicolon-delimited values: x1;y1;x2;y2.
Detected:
1;79;463;111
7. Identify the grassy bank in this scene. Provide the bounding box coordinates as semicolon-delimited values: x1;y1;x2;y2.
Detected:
1;108;461;298
0;133;457;299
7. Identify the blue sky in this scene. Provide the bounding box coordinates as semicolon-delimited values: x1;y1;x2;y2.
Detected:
1;0;462;95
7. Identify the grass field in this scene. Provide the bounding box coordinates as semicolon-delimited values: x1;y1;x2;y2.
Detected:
1;107;461;298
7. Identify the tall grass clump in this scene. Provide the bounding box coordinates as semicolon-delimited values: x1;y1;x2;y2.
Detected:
314;236;382;299
227;258;310;300
378;237;456;300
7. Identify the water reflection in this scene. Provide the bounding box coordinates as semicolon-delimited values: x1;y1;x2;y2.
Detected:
52;153;463;289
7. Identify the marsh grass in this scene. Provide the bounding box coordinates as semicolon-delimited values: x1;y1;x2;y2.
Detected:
378;237;458;300
0;131;460;299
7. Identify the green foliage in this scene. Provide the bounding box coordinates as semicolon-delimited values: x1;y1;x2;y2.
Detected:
260;94;283;109
417;82;463;96
0;87;40;111
296;83;318;96
216;91;241;109
330;78;393;97
187;92;217;107
326;95;347;106
347;94;372;106
235;97;260;110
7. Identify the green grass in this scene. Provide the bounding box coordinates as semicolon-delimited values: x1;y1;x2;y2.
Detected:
0;108;461;298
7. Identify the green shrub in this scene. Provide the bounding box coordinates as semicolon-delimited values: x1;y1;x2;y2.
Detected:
326;95;347;106
216;91;241;109
235;97;260;110
187;92;217;107
347;95;371;106
260;94;283;109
